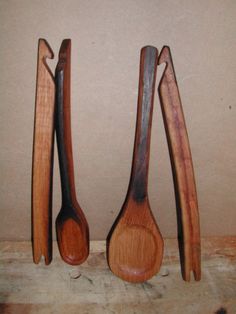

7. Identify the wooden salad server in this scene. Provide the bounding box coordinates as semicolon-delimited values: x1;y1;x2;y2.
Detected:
107;46;164;283
55;39;89;265
32;39;55;265
158;46;201;281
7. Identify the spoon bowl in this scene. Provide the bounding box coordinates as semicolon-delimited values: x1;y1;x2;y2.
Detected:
108;198;163;282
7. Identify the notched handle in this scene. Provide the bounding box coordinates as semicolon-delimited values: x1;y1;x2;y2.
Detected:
38;39;54;83
158;46;176;81
32;38;55;265
158;46;201;281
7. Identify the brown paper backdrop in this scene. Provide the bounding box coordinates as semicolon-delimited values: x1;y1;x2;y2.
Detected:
0;0;236;240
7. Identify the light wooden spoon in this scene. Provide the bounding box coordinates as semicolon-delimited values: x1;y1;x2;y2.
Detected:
55;39;89;265
107;46;164;283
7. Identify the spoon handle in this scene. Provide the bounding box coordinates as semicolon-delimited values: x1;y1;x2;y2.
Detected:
55;39;76;207
158;46;201;281
129;46;158;201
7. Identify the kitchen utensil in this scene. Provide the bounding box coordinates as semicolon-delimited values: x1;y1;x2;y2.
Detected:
107;46;164;283
55;39;89;265
158;46;201;281
32;39;55;265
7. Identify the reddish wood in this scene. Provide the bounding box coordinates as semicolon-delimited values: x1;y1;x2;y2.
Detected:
107;46;164;283
158;46;201;281
55;39;89;265
32;39;55;265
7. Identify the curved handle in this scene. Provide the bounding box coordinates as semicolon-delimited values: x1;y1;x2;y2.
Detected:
55;39;76;207
129;46;158;201
158;46;201;281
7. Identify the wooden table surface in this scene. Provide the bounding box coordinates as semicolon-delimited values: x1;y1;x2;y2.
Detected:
0;237;235;314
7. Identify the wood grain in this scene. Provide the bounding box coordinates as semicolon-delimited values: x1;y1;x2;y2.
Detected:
107;46;164;283
55;39;89;265
158;46;201;281
32;39;55;265
1;238;235;313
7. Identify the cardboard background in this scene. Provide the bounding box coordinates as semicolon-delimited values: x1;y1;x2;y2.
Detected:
0;0;236;240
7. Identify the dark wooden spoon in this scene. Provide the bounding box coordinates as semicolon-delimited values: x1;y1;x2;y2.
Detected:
107;46;164;283
55;39;89;265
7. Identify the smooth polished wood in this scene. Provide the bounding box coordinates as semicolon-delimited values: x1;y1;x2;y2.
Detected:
32;39;55;265
107;46;164;283
55;39;89;265
158;46;201;281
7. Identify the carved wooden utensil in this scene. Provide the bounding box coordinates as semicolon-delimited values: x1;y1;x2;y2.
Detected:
158;46;201;281
32;39;55;265
55;39;89;265
107;46;164;283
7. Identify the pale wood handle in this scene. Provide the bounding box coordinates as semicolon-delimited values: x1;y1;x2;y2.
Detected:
158;46;201;281
32;39;55;265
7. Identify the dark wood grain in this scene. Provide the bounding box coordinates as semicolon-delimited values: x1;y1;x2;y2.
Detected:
107;46;164;283
32;39;55;265
129;47;157;202
158;46;201;281
55;39;89;265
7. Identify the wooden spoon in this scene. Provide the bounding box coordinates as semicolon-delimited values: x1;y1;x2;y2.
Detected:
55;39;89;265
107;46;164;283
158;46;201;281
32;39;55;265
